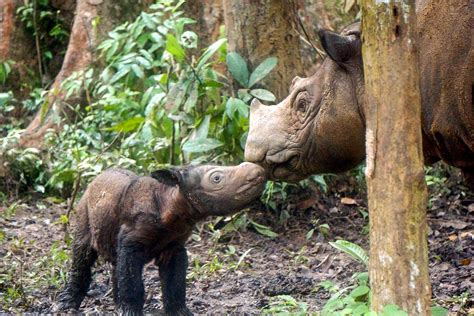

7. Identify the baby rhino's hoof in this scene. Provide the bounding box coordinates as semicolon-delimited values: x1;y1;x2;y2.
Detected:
53;291;80;312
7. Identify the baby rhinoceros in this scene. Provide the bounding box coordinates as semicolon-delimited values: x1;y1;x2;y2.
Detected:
57;163;266;315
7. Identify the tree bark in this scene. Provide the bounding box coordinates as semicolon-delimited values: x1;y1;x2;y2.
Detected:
18;0;153;148
362;1;431;314
223;0;303;101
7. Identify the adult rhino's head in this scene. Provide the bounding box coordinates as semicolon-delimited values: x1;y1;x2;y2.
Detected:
245;22;366;182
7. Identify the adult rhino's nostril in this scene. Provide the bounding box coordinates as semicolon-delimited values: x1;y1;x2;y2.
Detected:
244;141;267;163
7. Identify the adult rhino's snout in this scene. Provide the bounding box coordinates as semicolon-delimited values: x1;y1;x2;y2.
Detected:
245;99;272;163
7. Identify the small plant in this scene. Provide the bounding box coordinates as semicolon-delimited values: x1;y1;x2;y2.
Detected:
0;60;14;84
261;295;308;315
320;272;370;316
306;219;330;240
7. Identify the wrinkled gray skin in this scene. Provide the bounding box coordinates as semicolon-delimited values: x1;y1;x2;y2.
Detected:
245;3;473;186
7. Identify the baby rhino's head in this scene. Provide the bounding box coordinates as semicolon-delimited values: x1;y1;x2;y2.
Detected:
152;163;266;216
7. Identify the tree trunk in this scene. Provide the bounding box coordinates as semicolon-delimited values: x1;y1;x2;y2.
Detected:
18;0;153;148
223;0;303;101
362;1;431;314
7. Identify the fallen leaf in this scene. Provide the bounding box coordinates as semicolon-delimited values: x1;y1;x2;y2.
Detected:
468;203;474;213
460;231;473;239
439;220;469;230
341;197;357;205
297;197;317;210
448;234;457;241
458;258;471;266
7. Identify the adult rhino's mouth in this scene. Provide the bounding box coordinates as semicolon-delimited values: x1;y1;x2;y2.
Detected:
270;154;306;182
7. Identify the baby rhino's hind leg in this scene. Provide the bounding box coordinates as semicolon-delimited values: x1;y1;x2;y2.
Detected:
56;232;97;311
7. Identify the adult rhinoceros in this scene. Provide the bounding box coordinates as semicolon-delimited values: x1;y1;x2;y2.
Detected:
245;1;473;188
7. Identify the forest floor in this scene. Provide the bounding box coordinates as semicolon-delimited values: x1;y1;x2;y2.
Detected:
0;167;472;315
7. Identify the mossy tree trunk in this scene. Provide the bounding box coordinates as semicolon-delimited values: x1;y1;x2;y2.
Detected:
223;0;303;101
361;0;431;314
18;0;153;149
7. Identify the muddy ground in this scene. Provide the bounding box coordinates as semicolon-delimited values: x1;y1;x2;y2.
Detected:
0;167;472;314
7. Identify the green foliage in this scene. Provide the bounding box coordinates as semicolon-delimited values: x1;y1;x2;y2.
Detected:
261;295;308;315
226;52;277;103
0;60;14;85
320;272;371;316
17;0;69;66
24;0;281;193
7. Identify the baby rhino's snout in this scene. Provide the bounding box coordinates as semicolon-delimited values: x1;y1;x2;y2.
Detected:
240;162;266;183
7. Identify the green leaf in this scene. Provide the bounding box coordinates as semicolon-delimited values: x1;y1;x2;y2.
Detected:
349;285;369;299
431;306;448;316
110;66;131;83
226;52;249;88
182;138;223;153
196;38;226;70
110;116;144;132
184;83;198;112
181;31;198;48
250;89;276;102
329;240;369;267
194;115;211;139
248;57;277;87
166;34;185;61
381;304;408;316
226;97;249;119
131;64;145;79
250;220;278;238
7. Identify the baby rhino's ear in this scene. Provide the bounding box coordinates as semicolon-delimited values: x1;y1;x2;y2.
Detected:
151;168;181;186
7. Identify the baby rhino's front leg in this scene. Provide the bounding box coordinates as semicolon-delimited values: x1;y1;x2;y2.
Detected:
116;229;148;316
157;246;193;316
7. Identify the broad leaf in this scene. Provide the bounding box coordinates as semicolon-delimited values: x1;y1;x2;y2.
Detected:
196;38;226;70
248;57;277;87
181;31;198;49
329;240;369;266
131;64;145;79
226;97;249;118
110;65;131;83
182;138;223;153
194;115;211;139
226;52;249;87
250;89;276;102
110;116;145;132
250;220;278;238
431;306;448;316
349;285;369;299
166;34;185;61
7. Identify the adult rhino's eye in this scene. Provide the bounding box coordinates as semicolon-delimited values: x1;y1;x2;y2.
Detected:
295;92;309;114
210;172;223;183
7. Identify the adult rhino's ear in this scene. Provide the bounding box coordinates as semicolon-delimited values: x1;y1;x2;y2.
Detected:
318;29;360;65
151;168;182;186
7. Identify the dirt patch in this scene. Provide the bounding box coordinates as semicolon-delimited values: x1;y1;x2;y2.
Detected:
0;170;472;314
